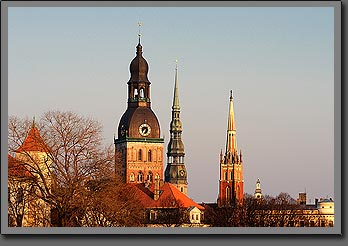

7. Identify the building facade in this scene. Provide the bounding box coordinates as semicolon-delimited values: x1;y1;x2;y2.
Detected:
164;63;188;194
217;91;244;207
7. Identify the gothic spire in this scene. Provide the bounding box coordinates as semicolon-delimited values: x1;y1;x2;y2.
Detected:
225;90;237;155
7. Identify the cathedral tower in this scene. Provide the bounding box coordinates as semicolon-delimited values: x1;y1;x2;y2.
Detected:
114;32;164;184
217;91;244;207
165;62;188;194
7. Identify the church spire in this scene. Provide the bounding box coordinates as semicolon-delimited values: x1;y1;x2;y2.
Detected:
165;61;187;194
217;90;244;207
225;90;237;155
172;60;180;111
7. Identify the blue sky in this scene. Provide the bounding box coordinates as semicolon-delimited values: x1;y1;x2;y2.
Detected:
8;6;335;203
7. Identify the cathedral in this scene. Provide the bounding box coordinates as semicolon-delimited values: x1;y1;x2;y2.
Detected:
113;34;164;185
113;32;201;225
113;30;244;209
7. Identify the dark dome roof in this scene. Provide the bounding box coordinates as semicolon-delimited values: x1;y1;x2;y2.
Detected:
129;43;150;83
118;107;161;139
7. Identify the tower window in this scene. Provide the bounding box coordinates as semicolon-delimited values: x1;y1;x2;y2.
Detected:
224;172;228;181
130;173;135;182
134;88;138;98
148;150;152;162
226;186;231;202
180;187;184;192
147;171;153;182
140;88;144;98
138;149;142;161
138;172;144;182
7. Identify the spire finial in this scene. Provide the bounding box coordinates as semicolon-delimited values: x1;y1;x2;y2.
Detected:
32;116;36;128
175;59;178;70
137;21;142;44
230;90;233;99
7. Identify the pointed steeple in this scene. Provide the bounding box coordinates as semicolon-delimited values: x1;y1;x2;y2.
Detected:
225;90;237;155
165;61;187;194
218;90;244;207
172;60;180;111
16;118;48;153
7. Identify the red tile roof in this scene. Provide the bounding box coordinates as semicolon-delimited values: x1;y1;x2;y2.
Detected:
8;154;34;179
129;182;204;210
16;126;48;153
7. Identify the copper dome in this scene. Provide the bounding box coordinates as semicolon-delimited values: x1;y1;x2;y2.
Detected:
128;43;150;83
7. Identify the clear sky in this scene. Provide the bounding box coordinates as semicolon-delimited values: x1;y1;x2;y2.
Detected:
8;6;335;203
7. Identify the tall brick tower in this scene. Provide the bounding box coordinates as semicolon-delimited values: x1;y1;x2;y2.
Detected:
114;31;164;185
217;91;244;207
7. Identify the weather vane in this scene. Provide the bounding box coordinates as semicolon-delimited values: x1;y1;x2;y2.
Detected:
137;21;142;37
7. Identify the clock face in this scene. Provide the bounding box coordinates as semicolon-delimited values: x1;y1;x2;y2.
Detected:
139;123;151;136
179;170;185;177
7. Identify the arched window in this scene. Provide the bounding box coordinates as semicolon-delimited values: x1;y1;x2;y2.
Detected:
139;88;144;98
130;173;135;182
148;150;152;162
134;88;138;98
138;172;144;182
180;187;184;192
147;171;153;182
138;149;142;161
226;186;231;203
224;171;228;181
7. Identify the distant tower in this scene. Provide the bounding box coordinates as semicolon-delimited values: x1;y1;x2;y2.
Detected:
297;192;307;205
254;178;263;199
165;61;188;194
217;91;244;207
114;27;164;184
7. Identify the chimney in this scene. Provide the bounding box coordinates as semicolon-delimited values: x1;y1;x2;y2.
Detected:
154;178;160;201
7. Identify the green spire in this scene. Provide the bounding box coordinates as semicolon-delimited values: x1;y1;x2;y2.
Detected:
172;60;180;111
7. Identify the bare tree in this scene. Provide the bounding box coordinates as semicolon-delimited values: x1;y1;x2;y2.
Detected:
80;175;145;227
8;111;143;227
